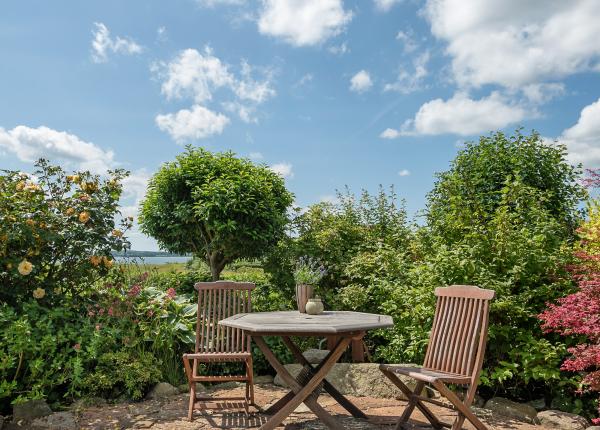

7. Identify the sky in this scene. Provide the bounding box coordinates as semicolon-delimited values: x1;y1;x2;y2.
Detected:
1;0;600;250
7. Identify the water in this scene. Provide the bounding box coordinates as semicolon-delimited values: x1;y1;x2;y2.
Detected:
115;256;191;265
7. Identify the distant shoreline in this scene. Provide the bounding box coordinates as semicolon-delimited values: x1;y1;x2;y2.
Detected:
112;250;190;258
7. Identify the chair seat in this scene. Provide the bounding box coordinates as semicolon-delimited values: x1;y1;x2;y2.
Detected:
380;364;471;384
184;352;252;362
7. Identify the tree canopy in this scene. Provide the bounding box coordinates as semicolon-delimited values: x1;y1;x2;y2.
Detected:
139;147;294;280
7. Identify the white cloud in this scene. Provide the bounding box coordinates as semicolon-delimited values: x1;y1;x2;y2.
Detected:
328;42;349;55
319;194;339;204
269;162;294;178
396;30;418;53
383;92;528;137
374;0;402;12
295;73;314;87
248;152;264;160
155;105;230;142
521;82;565;105
154;47;276;139
91;22;143;63
258;0;353;47
557;98;600;167
157;26;167;42
398;169;411;176
156;47;234;103
423;0;600;89
234;60;276;103
0;125;115;173
350;70;373;93
380;128;401;139
222;101;257;123
384;51;430;94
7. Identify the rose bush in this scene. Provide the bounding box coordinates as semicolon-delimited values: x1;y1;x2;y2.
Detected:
0;159;131;306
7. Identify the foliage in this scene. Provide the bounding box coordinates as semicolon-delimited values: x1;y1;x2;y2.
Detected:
0;301;96;412
83;350;162;401
540;170;600;422
420;131;586;400
265;186;411;303
293;256;327;286
0;159;130;306
426;130;585;244
139;147;294;280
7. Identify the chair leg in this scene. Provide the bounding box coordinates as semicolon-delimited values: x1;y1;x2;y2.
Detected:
380;368;443;430
188;383;196;421
182;356;196;421
433;381;488;430
396;381;425;430
450;383;477;430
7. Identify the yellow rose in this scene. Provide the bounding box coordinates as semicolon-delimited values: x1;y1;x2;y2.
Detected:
33;288;46;299
89;255;102;267
79;211;90;223
18;260;33;276
65;207;75;216
83;182;98;193
24;183;40;192
71;175;81;184
26;219;36;227
16;181;26;191
102;256;114;268
111;229;123;238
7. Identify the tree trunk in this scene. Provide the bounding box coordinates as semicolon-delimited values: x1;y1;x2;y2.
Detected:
207;252;227;281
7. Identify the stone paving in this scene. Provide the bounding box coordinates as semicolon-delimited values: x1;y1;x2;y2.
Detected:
69;384;549;430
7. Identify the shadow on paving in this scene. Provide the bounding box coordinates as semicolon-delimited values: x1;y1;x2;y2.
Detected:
73;386;551;430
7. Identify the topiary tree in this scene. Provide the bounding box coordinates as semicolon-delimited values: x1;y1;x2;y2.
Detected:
139;147;294;280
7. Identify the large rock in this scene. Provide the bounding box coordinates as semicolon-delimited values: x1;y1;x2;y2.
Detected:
302;349;329;364
537;410;589;430
254;375;274;384
145;382;179;400
527;398;546;411
274;363;422;400
13;399;52;421
31;412;77;430
484;397;538;424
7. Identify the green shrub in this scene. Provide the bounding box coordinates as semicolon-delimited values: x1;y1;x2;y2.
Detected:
83;350;162;400
0;301;98;412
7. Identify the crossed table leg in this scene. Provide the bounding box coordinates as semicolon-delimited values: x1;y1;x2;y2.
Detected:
252;331;367;430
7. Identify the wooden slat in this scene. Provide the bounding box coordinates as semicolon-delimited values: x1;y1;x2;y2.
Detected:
423;285;495;377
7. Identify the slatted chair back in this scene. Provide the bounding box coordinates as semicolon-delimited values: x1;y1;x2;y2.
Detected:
194;281;255;354
422;285;495;379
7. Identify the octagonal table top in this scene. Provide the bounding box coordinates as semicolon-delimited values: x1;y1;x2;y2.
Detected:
219;311;394;335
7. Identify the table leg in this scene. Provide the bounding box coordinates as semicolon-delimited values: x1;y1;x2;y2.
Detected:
281;335;368;419
253;335;352;430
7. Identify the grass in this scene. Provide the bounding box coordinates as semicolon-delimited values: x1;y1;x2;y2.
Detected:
119;262;188;274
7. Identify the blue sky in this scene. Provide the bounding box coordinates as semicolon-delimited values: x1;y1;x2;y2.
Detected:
1;0;600;250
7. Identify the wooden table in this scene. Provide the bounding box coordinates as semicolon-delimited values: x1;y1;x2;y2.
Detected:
219;310;394;430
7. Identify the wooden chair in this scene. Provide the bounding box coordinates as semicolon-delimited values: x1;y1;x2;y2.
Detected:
182;281;256;420
380;285;495;430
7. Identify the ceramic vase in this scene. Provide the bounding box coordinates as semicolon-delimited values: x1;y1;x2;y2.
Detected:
305;297;324;315
296;284;314;313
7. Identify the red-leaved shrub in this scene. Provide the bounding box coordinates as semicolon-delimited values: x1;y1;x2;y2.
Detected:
540;169;600;422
